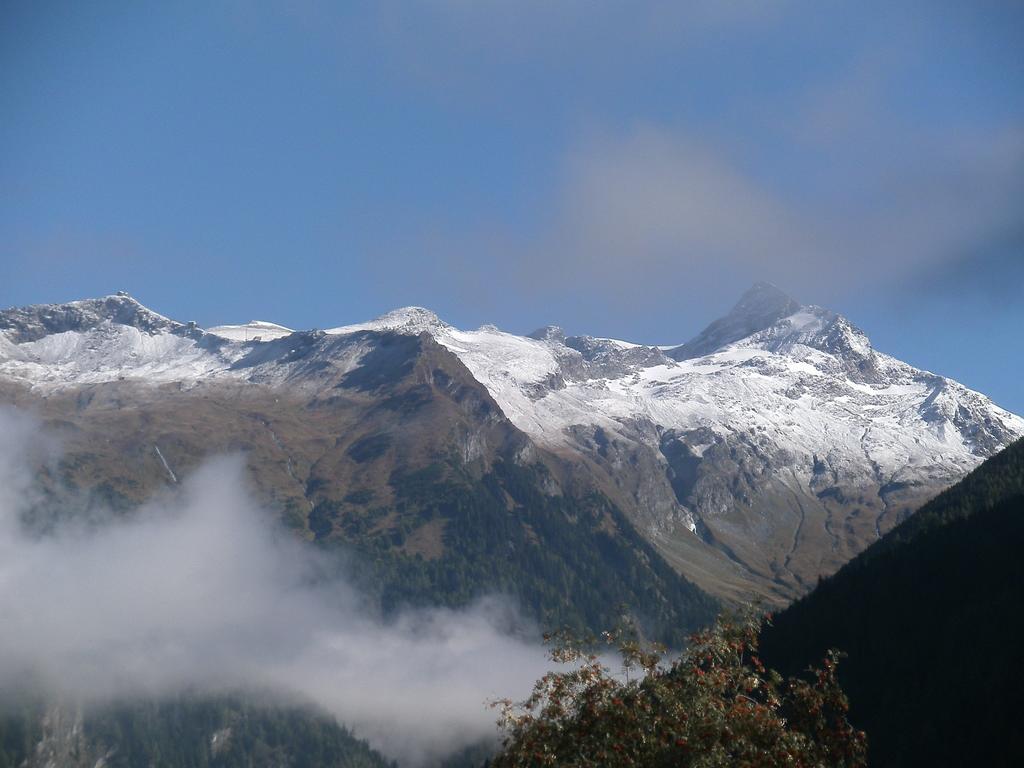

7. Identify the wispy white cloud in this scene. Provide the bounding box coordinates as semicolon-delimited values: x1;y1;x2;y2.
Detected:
0;407;551;766
405;115;1023;320
547;128;817;289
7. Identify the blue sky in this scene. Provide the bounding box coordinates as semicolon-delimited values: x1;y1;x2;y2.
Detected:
2;1;1022;411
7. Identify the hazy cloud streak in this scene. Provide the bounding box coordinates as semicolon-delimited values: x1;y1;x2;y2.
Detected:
433;120;1024;315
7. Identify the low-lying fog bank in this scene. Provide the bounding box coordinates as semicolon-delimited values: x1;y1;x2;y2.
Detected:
0;407;553;765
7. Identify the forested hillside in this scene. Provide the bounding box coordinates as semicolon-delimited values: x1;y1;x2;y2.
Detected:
761;438;1024;767
346;457;719;645
0;696;392;768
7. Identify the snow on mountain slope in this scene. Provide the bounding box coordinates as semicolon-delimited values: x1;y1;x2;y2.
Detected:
668;281;802;361
207;320;295;341
0;293;177;342
2;287;1021;602
0;322;224;387
326;306;452;337
319;285;1022;599
2;289;1019;493
0;296;363;390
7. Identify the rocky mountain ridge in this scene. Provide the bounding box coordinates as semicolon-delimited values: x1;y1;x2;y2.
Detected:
2;285;1020;603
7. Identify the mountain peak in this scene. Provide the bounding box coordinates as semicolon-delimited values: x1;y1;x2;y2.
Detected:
527;325;567;343
325;306;451;337
0;294;177;343
739;281;798;310
668;282;801;360
375;306;443;324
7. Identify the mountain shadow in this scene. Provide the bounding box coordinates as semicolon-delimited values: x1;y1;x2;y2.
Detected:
760;438;1024;767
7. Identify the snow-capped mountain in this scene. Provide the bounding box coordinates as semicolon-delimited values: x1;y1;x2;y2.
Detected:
2;286;1020;603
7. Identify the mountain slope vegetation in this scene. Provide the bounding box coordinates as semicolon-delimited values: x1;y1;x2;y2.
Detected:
0;696;392;768
5;328;718;643
760;438;1024;767
352;456;719;644
3;290;1021;604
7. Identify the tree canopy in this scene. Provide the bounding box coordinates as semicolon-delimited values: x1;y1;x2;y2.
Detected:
492;613;866;767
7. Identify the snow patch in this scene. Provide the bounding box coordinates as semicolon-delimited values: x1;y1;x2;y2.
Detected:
207;321;294;342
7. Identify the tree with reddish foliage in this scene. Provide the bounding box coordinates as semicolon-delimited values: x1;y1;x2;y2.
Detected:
491;613;866;767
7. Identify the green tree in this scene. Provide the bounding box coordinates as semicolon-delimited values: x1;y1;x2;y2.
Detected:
492;613;866;767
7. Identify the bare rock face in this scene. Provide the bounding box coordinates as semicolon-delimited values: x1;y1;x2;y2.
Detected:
667;281;801;361
0;294;179;343
23;704;106;768
2;288;1021;605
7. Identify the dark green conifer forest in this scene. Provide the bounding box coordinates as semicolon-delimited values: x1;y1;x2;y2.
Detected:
0;696;392;768
347;459;719;646
761;438;1024;767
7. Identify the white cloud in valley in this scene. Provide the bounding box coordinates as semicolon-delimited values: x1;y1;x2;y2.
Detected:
0;407;553;766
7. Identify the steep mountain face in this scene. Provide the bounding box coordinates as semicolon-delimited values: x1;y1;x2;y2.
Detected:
667;281;801;360
313;286;1020;602
0;292;178;342
1;287;1020;606
0;297;717;643
760;438;1024;767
